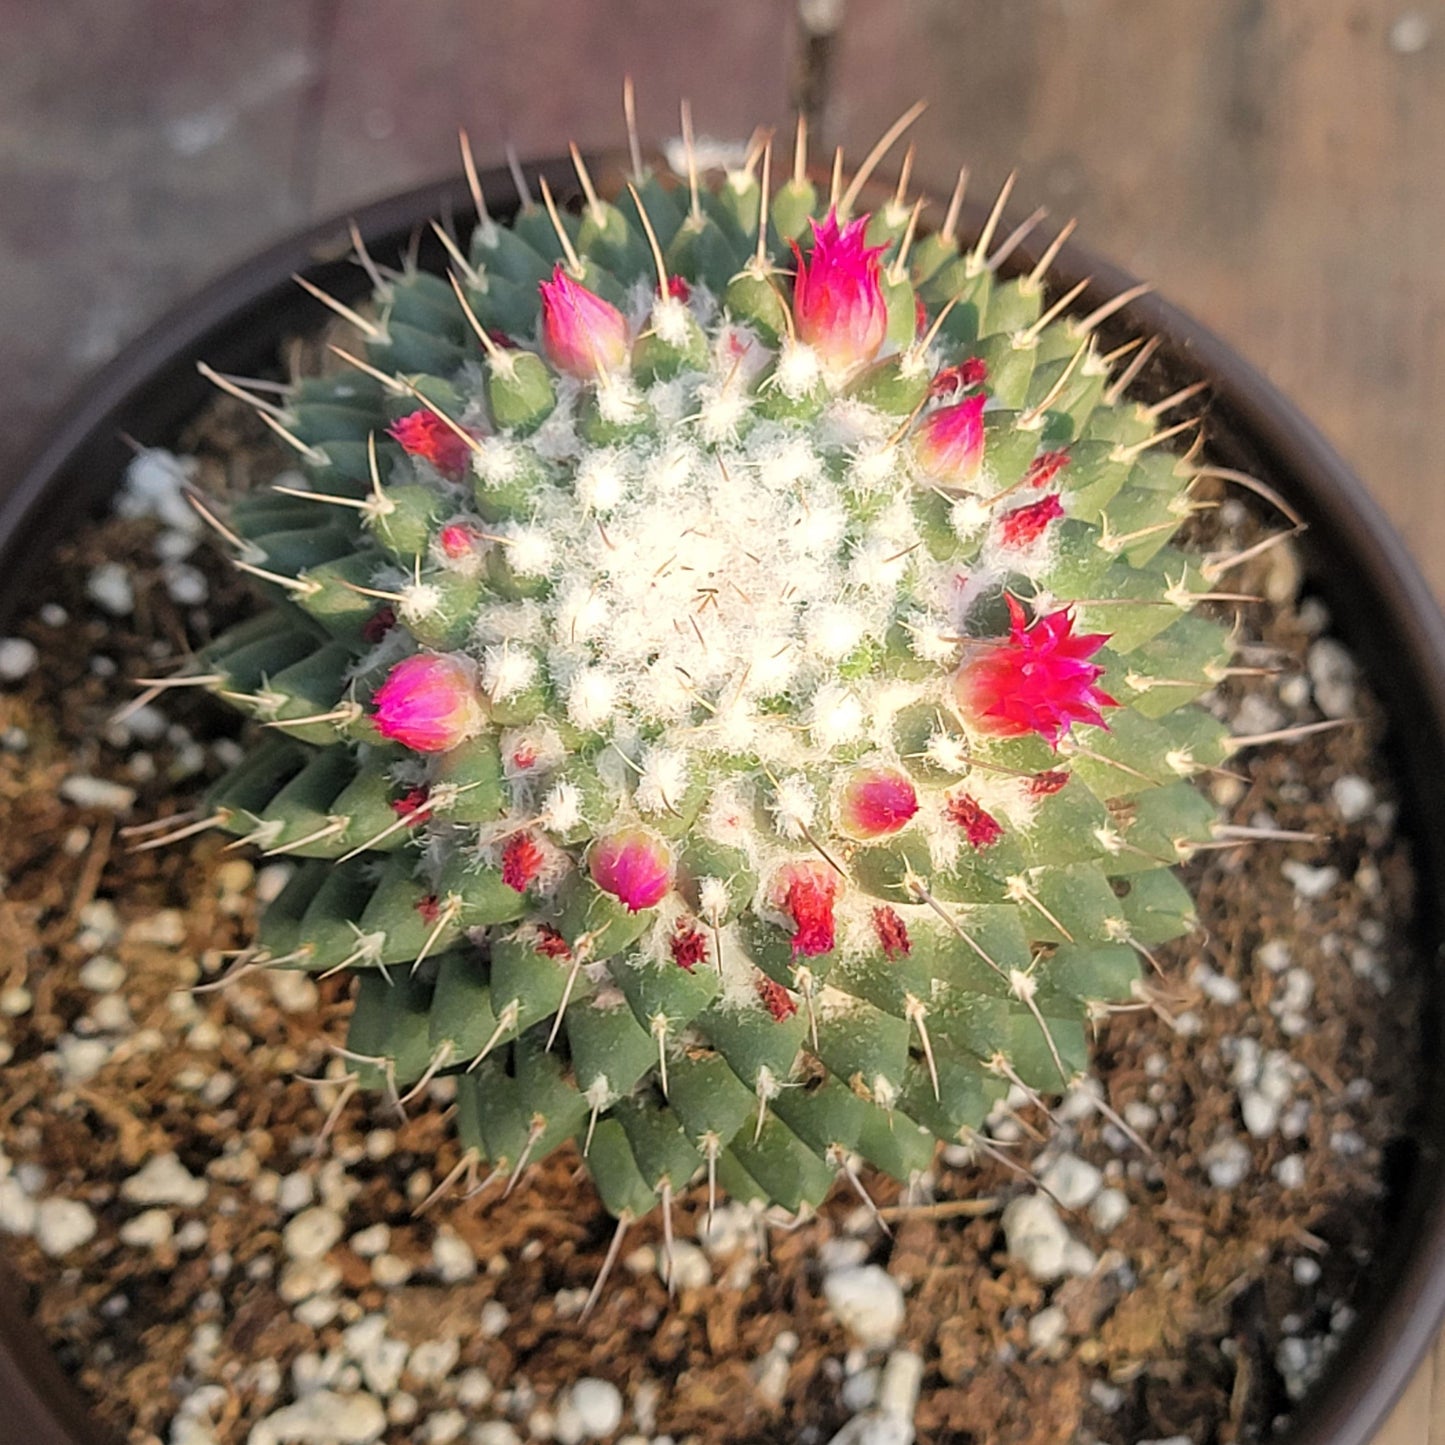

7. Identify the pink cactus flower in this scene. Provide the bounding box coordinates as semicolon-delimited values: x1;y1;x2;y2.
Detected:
997;494;1065;549
589;828;674;912
539;266;631;379
914;393;987;486
791;209;888;372
756;976;798;1021
929;357;989;399
771;861;839;959
1024;449;1071;489
438;521;485;559
502;832;545;893
945;792;1004;849
387;410;475;481
371;652;485;753
838;768;919;839
872;905;912;960
954;595;1117;747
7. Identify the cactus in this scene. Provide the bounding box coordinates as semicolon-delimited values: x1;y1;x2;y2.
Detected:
179;118;1237;1243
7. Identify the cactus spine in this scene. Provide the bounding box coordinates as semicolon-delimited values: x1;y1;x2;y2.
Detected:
185;121;1232;1233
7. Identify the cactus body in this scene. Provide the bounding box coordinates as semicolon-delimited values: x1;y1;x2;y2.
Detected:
198;146;1229;1221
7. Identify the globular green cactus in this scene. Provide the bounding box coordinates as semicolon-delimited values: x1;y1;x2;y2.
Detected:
182;121;1235;1237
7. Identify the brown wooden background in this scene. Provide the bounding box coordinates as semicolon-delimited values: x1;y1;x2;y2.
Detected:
3;2;1443;1440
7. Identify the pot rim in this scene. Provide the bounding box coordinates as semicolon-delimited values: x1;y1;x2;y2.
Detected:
2;155;1443;1445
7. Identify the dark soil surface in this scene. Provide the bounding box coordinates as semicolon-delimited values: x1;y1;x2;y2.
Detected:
0;393;1424;1445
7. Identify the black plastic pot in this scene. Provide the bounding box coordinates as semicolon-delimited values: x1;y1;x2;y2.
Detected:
2;157;1443;1445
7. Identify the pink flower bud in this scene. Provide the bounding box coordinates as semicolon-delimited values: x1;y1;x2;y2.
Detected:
997;494;1065;549
791;209;888;372
872;906;912;960
539;266;631;379
954;595;1118;747
838;768;919;839
945;792;1004;849
913;393;987;486
769;861;839;959
438;521;485;559
388;410;476;481
589;828;674;912
371;653;485;753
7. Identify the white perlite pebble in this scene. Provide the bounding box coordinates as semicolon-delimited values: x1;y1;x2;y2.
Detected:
78;955;126;992
55;1034;112;1083
87;562;135;616
283;1206;345;1262
277;1173;315;1215
1090;1188;1131;1233
876;1349;924;1421
0;1177;38;1235
1281;860;1340;901
658;1239;711;1290
470;1426;522;1445
432;1227;477;1282
1331;775;1376;823
1308;637;1356;717
59;775;137;812
119;1208;174;1249
823;1413;915;1445
408;1338;460;1384
1203;1138;1251;1190
823;1266;907;1349
1039;1153;1103;1210
479;1300;510;1338
1001;1195;1097;1283
350;1223;390;1259
1027;1306;1068;1351
247;1390;386;1445
554;1378;624;1443
122;1153;208;1208
420;1410;467;1444
342;1316;409;1397
0;637;38;681
35;1197;98;1256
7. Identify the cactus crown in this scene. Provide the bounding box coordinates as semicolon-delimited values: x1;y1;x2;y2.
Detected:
189;127;1230;1229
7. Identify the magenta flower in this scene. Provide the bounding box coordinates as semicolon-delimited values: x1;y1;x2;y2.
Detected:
538;266;630;379
997;494;1065;549
589;828;674;912
769;861;839;959
838;767;919;839
371;653;485;753
954;595;1118;747
388;410;475;481
913;393;987;486
791;209;888;372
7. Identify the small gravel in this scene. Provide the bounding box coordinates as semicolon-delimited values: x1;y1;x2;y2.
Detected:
121;1154;208;1208
248;1389;386;1445
1001;1195;1097;1283
0;637;39;681
554;1378;624;1442
1038;1153;1103;1210
281;1207;345;1263
34;1197;98;1257
822;1266;907;1349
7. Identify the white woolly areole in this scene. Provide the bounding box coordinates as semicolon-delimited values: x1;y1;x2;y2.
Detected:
474;436;523;486
772;339;823;400
567;667;618;731
809;683;866;749
543;779;584;833
651;295;694;349
698;876;730;923
769;773;818;841
574;449;626;512
481;644;537;702
635;746;690;816
397;582;442;622
502;523;553;577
